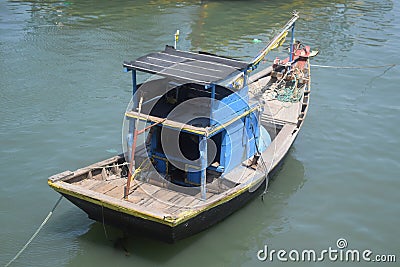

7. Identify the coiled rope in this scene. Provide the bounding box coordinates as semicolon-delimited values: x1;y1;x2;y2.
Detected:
5;196;63;267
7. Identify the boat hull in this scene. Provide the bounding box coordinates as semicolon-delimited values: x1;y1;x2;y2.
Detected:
57;144;296;243
48;13;314;244
60;176;268;243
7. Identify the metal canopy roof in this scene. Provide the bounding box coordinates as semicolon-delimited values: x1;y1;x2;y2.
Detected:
123;46;249;84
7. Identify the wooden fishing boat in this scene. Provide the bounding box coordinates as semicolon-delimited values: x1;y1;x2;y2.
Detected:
48;12;317;243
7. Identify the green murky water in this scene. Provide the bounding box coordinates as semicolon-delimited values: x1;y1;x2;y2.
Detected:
1;0;399;266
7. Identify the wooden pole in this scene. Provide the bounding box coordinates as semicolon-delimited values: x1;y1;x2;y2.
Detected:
124;96;143;199
250;11;299;67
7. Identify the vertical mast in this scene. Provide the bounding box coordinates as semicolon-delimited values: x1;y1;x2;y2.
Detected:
289;21;296;65
200;136;207;200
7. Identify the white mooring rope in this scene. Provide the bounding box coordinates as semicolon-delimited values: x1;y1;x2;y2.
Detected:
311;63;396;69
5;196;63;267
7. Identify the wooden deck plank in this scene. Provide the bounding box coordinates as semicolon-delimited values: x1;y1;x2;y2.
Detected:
185;198;202;209
89;180;109;190
261;123;297;171
105;179;136;199
136;183;162;196
170;195;197;207
146;199;172;211
261;99;301;124
223;165;256;184
203;193;222;204
194;191;215;200
108;178;128;187
93;181;119;194
54;181;168;218
168;194;186;204
164;195;191;214
137;197;154;207
127;191;149;204
81;179;103;189
163;206;181;215
106;186;125;199
153;188;182;203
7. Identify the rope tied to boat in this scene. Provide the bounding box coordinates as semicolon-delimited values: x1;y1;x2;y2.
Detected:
128;157;152;183
310;63;396;69
276;78;302;103
262;67;304;103
101;204;109;240
4;196;63;267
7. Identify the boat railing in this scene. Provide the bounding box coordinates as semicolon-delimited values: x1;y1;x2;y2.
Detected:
249;10;299;70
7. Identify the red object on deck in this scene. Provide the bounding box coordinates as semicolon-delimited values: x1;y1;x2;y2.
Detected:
275;44;311;71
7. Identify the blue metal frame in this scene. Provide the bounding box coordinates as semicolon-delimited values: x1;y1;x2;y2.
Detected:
200;136;207;199
210;84;216;122
289;23;295;63
124;62;266;197
131;70;137;109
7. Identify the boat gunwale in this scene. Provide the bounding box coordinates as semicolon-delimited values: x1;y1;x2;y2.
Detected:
48;172;271;227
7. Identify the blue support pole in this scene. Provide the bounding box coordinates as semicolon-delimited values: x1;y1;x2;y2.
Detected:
132;70;138;109
243;71;247;87
209;84;216;124
200;136;207;200
289;23;295;63
211;84;216;99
